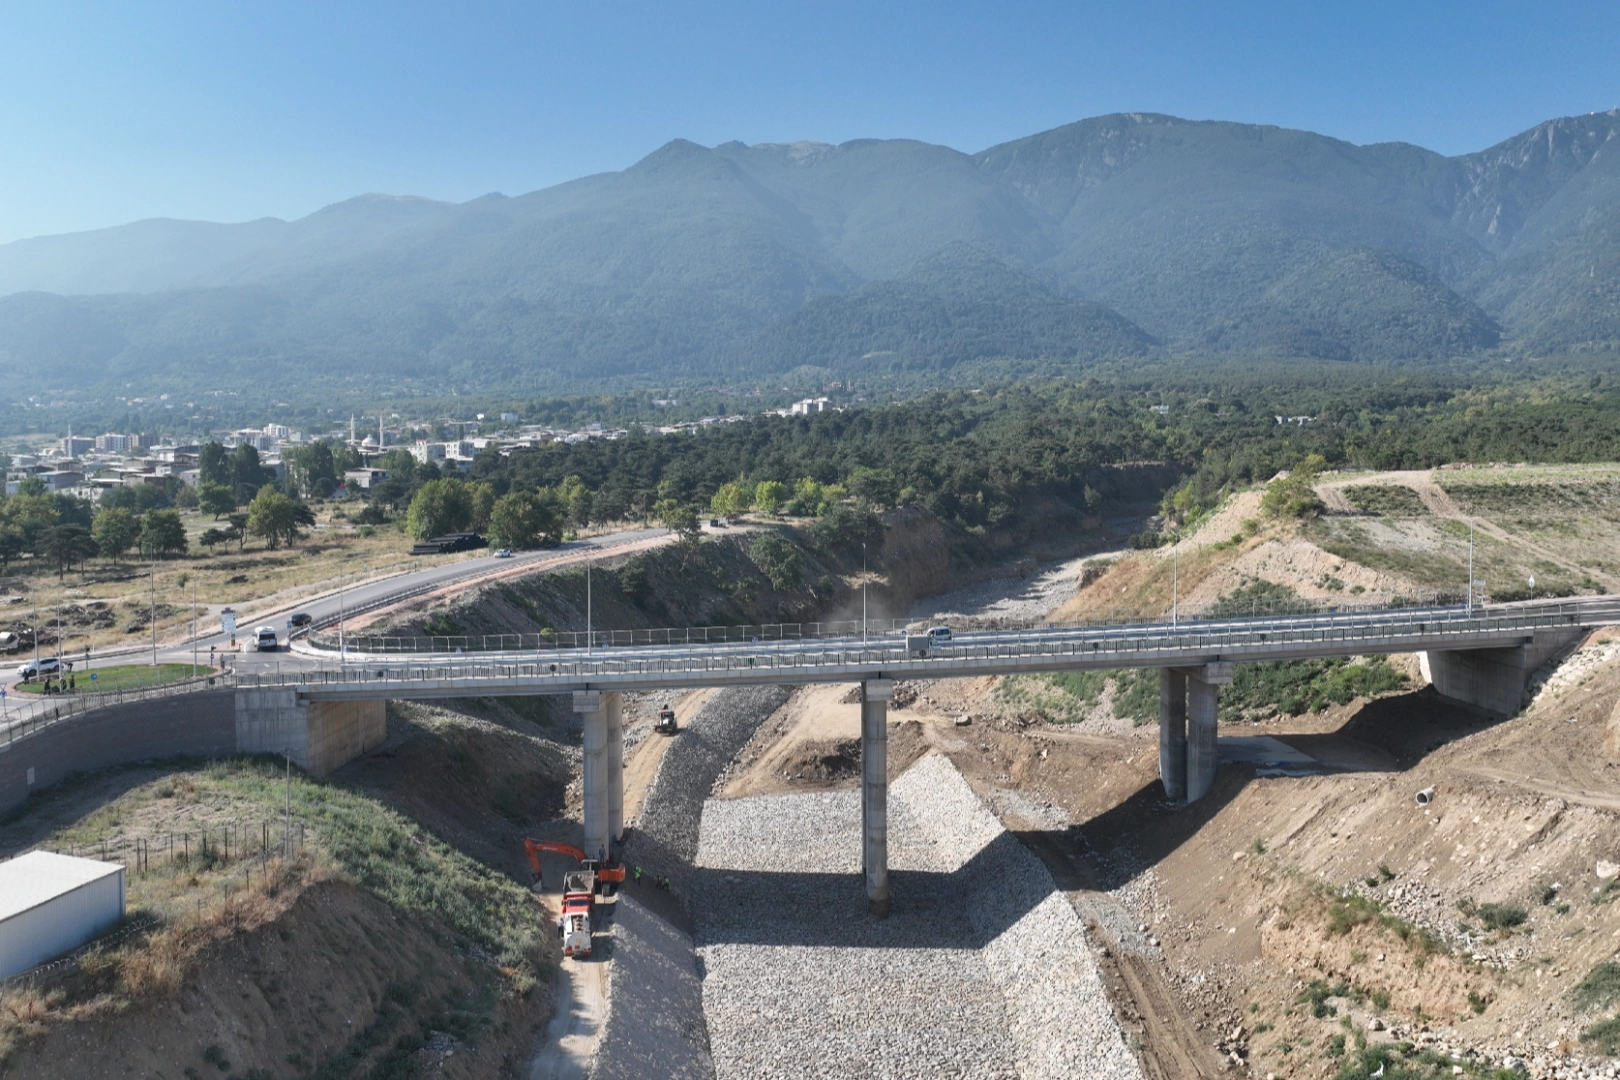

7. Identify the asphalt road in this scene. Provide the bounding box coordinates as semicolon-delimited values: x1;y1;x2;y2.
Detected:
177;527;668;674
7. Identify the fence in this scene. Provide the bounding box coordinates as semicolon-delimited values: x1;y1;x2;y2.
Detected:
2;816;308;988
304;589;1478;656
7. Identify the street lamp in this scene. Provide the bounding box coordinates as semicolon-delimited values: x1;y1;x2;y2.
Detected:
586;557;593;655
861;542;867;643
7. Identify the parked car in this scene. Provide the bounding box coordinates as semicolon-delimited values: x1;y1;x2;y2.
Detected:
709;518;721;528
494;548;512;558
287;612;313;628
17;656;62;680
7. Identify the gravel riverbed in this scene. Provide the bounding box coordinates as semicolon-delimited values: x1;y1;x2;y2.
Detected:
693;754;1145;1080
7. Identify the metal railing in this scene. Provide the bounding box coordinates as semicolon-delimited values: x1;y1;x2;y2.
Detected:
306;590;1476;655
260;598;1620;693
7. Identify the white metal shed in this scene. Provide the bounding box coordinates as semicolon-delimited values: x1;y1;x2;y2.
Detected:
0;851;125;978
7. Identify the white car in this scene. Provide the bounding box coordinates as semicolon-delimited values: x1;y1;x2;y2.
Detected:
17;657;62;679
494;548;512;558
255;626;279;652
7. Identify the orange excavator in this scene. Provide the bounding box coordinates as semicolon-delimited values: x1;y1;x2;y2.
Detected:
522;839;628;960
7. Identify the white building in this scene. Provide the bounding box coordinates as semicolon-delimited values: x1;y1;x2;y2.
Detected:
0;852;124;979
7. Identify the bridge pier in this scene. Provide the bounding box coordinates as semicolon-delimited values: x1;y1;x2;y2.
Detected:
234;689;385;776
1158;663;1233;805
1158;669;1187;802
576;690;618;863
606;691;624;845
862;679;893;918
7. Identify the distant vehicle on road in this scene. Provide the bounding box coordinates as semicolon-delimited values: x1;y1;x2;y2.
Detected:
287;612;312;628
255;627;279;652
655;706;679;735
709;519;721;528
494;548;512;558
927;626;953;646
17;657;62;680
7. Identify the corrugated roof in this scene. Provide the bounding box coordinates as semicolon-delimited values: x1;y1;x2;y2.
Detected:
0;852;123;923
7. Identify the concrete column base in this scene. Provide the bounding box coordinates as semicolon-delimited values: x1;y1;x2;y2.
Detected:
1174;663;1231;805
862;679;894;918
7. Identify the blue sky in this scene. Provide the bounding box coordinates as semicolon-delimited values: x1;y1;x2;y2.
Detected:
1;0;1616;243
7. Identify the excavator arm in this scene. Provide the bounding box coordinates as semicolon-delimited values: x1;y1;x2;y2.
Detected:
523;838;587;884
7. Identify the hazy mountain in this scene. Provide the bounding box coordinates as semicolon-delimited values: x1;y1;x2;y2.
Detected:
0;108;1617;396
742;243;1154;372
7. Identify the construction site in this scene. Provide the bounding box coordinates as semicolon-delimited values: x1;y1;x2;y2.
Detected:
2;464;1620;1079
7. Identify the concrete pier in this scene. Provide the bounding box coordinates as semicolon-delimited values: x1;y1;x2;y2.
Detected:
235;690;385;776
861;679;893;918
606;691;624;845
576;690;610;862
1185;674;1221;803
1158;668;1188;802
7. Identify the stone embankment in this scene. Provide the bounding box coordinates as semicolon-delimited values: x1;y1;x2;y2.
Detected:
693;754;1145;1080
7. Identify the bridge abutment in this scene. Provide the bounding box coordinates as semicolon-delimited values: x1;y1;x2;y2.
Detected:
1421;629;1583;716
234;689;385;776
862;679;893;918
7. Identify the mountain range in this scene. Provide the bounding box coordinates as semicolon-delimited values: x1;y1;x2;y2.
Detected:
2;109;1618;397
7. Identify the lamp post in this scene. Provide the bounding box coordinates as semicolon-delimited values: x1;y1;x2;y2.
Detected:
1172;542;1179;628
586;556;593;655
149;563;157;668
861;542;868;643
1467;518;1476;613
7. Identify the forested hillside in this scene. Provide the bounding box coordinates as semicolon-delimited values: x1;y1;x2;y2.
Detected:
0;110;1617;402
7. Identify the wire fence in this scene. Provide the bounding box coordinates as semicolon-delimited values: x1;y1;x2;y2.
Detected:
2;816;309;988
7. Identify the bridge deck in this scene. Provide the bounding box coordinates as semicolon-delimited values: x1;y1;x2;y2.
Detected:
253;597;1618;701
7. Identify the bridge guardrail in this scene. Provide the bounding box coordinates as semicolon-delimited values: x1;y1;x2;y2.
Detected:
257;598;1620;692
306;590;1484;655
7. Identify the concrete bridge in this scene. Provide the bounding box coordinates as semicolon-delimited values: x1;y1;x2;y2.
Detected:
219;595;1616;916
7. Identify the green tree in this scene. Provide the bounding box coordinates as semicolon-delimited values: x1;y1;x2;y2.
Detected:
138;509;189;559
198;527;230;553
753;480;787;516
230;444;272;503
710;480;752;520
198;441;230;487
91;507;138;564
226;513;249;553
487;489;564;550
198;482;237;519
655;498;701;549
405;478;474;540
246;486;314;550
0;527;22;573
1260;453;1327;520
557;475;592;528
469;481;497;531
287;441;339;498
40;525;97;579
846;467;897;508
1;491;60;548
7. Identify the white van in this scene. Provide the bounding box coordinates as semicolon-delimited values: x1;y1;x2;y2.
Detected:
255;626;279;652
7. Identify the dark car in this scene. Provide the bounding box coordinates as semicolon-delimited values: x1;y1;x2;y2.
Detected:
288;612;313;628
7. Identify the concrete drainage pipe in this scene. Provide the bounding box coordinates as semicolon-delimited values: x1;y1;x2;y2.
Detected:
1415;786;1436;806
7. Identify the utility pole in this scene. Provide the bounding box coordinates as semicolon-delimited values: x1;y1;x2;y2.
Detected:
32;600;38;668
586;557;593;654
191;579;198;675
1467;518;1476;613
150;563;157;668
283;748;292;857
861;542;868;643
338;568;346;669
1172;543;1179;628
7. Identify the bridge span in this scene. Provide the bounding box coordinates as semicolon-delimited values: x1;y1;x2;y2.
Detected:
225;595;1619;916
